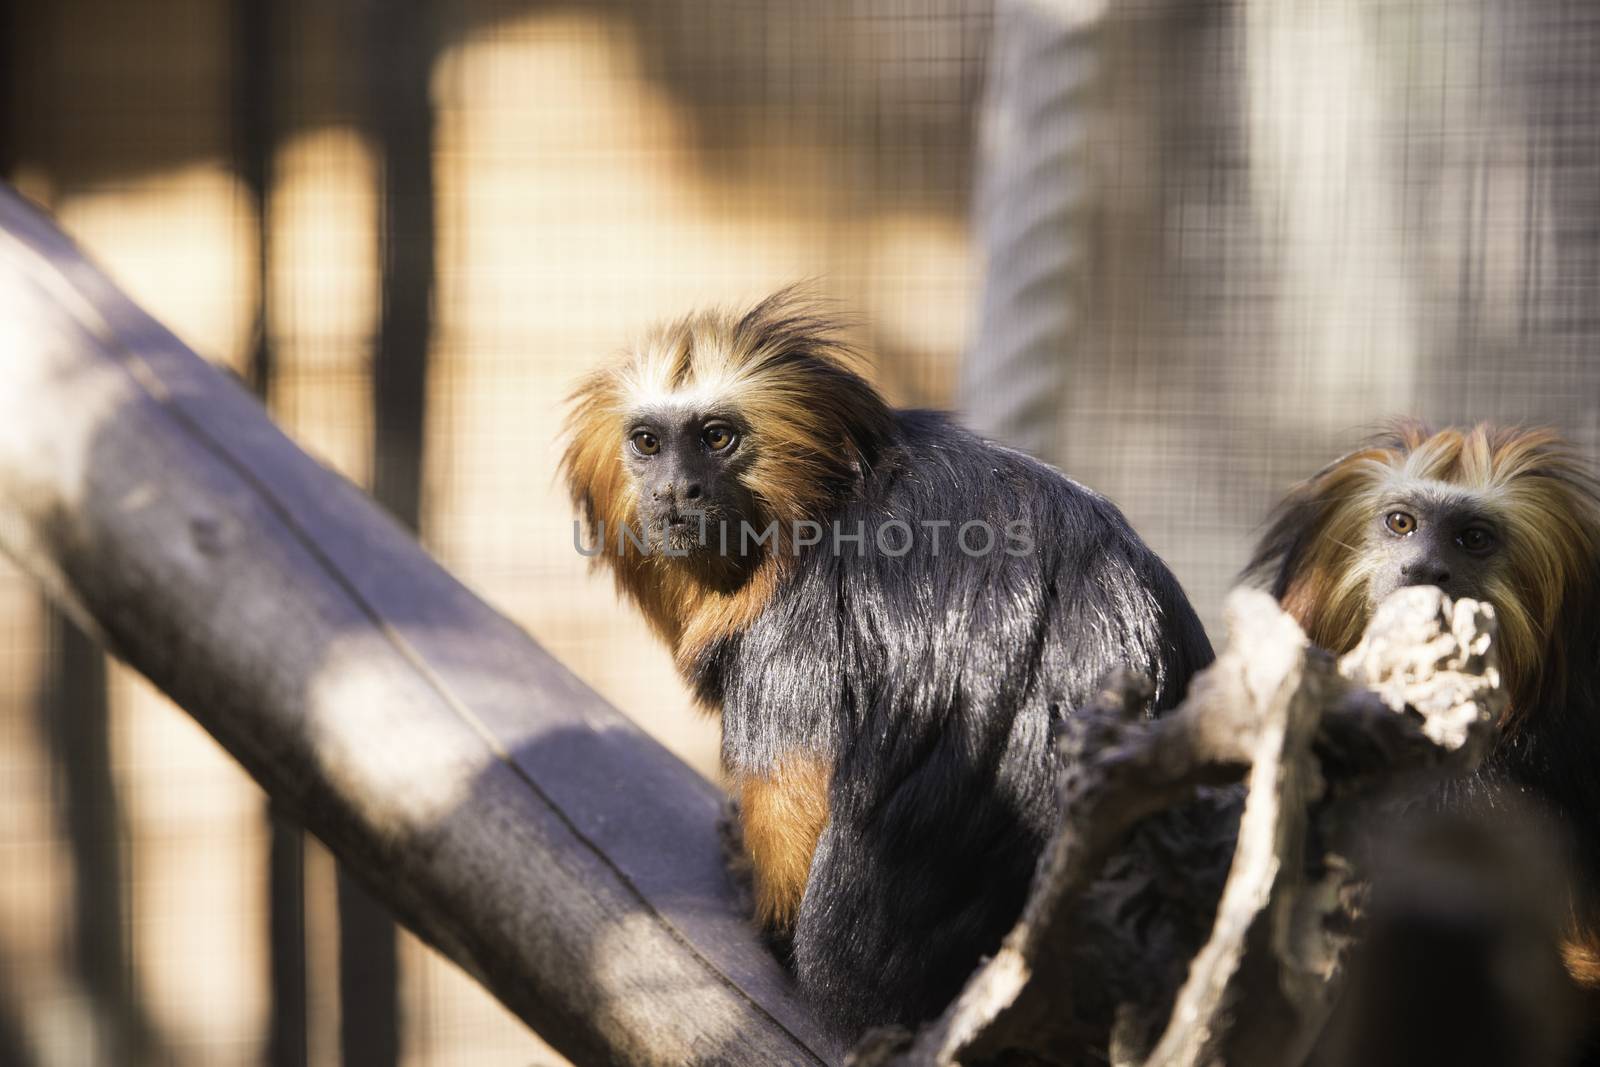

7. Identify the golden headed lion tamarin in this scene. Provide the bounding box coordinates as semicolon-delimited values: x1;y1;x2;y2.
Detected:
1246;419;1600;987
562;290;1213;1034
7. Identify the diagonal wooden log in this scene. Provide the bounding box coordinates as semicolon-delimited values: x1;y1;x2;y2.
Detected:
855;587;1505;1067
0;183;843;1067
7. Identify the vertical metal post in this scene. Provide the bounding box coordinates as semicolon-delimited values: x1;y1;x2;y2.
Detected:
961;0;1106;459
40;609;154;1064
233;4;309;1065
343;1;437;1063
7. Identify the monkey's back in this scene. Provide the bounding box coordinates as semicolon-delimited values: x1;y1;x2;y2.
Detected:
712;410;1214;1034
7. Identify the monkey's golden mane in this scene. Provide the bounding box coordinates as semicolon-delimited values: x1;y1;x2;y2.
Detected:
1246;418;1600;732
561;289;893;669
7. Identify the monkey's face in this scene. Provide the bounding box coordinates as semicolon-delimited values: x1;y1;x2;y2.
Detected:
1253;422;1600;723
623;404;761;562
1363;486;1506;610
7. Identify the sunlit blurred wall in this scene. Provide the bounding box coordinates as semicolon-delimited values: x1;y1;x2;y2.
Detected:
428;5;979;780
0;0;990;1064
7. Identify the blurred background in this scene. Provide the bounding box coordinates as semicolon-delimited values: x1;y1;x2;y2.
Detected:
1;0;1599;1064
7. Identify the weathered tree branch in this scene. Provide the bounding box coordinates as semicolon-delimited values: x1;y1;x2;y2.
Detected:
0;183;843;1067
856;587;1507;1067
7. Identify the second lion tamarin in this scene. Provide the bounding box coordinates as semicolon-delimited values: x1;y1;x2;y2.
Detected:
1246;419;1600;985
562;290;1213;1035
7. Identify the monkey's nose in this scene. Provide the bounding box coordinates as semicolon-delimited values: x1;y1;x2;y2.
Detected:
1402;562;1451;586
684;483;702;501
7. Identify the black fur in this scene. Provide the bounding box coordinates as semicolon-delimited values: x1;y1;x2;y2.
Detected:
693;410;1214;1034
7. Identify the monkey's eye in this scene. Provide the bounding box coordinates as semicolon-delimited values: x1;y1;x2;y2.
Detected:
702;424;736;452
1384;511;1417;536
1458;527;1496;554
631;431;660;456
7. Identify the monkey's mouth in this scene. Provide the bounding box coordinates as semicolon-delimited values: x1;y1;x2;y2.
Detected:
661;508;699;535
640;509;711;553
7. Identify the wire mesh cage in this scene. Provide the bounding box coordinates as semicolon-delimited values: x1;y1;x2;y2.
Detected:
3;0;1600;1064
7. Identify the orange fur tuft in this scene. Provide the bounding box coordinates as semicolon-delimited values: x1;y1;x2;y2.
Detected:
1563;926;1600;990
737;758;833;932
